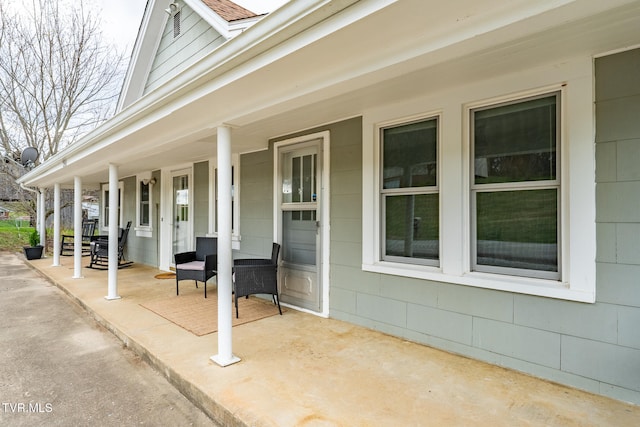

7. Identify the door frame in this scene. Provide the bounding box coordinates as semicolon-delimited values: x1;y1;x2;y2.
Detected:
160;165;194;271
273;131;330;317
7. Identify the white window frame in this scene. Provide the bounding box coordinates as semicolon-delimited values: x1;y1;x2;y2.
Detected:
362;57;596;303
379;113;441;267
101;181;124;232
135;172;154;238
208;154;241;250
470;91;561;280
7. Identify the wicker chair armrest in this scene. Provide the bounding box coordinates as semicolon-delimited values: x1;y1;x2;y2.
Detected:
90;239;107;254
204;254;217;271
93;237;109;246
175;251;196;265
234;258;272;266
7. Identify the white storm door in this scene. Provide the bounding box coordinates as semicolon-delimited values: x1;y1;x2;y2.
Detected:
163;168;193;269
278;140;322;312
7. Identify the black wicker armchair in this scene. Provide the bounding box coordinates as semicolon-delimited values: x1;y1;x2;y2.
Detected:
233;242;281;318
174;237;217;298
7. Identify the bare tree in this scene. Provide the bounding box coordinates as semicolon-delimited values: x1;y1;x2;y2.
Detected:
0;0;126;228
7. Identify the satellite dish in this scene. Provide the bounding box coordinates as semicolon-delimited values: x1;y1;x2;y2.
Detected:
20;147;38;168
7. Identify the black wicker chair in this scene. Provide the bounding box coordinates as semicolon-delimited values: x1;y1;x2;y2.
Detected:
174;237;217;298
61;219;98;256
88;221;133;269
233;243;281;318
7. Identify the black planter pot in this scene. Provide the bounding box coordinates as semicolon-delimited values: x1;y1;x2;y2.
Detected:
23;245;44;260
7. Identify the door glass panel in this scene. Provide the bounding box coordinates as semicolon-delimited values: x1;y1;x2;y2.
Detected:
282;210;316;266
279;140;322;313
282;152;317;204
172;175;189;256
292;156;300;202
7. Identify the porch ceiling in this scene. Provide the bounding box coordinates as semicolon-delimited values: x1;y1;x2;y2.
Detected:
20;0;640;188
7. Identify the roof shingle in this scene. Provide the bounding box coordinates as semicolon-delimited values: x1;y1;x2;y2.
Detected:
201;0;260;22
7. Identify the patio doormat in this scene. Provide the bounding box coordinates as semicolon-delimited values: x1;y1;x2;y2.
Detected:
154;272;176;279
140;292;283;336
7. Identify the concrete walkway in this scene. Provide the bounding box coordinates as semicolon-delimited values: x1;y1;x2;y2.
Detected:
0;252;217;426
22;254;640;426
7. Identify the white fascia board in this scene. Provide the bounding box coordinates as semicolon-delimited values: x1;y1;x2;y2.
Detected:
228;16;264;36
116;0;153;112
183;0;264;39
117;0;168;112
184;0;232;39
19;0;365;186
22;0;620;188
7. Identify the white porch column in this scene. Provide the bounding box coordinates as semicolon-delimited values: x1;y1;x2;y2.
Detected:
106;164;121;300
38;188;46;247
73;177;83;278
211;125;240;366
35;190;41;239
52;183;61;266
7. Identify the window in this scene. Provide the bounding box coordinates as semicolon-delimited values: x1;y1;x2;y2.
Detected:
140;181;150;226
101;182;123;230
135;174;154;237
471;92;560;279
363;61;596;302
380;117;439;266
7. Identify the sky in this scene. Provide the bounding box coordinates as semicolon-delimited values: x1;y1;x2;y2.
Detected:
98;0;290;55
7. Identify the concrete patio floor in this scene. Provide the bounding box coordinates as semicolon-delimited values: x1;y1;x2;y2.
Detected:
25;255;639;426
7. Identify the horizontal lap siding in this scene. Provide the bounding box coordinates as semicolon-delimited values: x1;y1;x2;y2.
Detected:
238;150;273;259
590;47;640;402
120;174;160;267
243;74;640;403
144;6;225;94
194;161;209;238
328;52;640;404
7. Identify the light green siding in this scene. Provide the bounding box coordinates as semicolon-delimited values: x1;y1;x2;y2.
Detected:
144;5;226;94
239;117;364;259
236;51;640;404
193;161;209;237
237;149;274;259
122;176;137;252
285;52;640;405
116;174;161;267
590;47;640;403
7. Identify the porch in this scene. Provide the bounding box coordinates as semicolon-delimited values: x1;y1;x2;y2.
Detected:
26;256;639;426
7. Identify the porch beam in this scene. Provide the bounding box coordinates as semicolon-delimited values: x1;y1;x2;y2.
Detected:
73;177;83;278
211;125;240;367
52;183;61;266
106;164;121;300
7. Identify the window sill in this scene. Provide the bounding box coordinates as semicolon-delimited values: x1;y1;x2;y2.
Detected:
206;233;241;250
362;261;595;303
135;226;153;238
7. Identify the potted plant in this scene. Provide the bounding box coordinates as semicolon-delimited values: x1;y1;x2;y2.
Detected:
23;229;44;260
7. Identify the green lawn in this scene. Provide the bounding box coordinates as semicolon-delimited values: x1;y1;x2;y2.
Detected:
0;220;34;252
